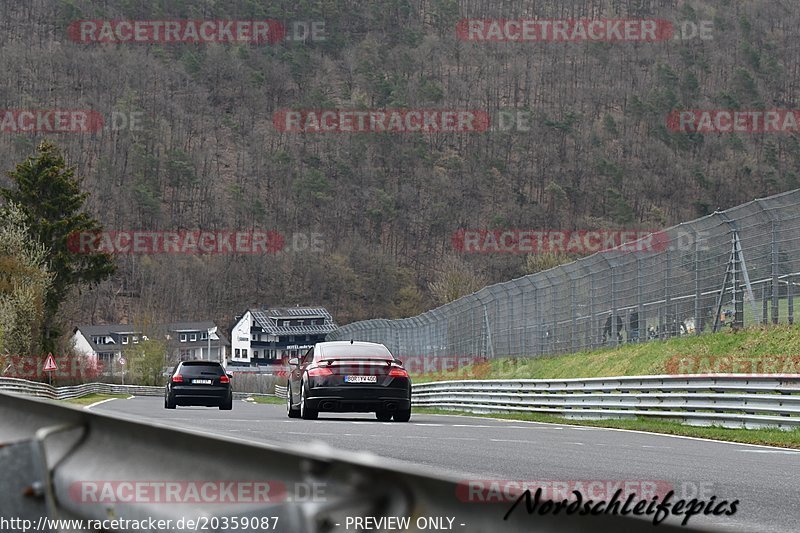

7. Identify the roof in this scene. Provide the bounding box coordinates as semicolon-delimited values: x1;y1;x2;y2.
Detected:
74;320;230;351
167;321;218;332
248;307;337;336
74;324;142;336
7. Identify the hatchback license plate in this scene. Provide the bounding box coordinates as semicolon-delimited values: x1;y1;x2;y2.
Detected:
192;379;212;384
344;375;377;383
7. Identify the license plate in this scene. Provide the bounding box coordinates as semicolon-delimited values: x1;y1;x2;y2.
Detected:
192;379;212;384
344;375;377;383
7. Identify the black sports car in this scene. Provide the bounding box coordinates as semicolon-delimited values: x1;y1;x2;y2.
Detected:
287;341;411;421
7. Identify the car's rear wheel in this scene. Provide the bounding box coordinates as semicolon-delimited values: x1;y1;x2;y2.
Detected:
393;407;411;422
219;393;233;410
287;383;300;418
164;393;176;409
375;410;393;422
300;382;318;420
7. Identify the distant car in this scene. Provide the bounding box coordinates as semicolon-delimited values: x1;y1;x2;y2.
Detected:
165;360;232;410
287;341;411;421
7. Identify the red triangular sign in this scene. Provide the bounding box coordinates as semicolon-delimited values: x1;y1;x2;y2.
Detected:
43;353;58;372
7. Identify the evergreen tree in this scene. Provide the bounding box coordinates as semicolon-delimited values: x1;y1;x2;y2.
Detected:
1;141;115;350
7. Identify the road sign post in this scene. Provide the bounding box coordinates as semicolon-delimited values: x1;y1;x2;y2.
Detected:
118;355;126;385
42;353;58;386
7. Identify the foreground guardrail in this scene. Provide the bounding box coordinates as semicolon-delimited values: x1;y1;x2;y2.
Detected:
0;377;277;401
411;374;800;429
0;392;696;533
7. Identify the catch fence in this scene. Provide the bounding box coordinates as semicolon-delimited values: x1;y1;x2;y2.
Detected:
329;189;800;359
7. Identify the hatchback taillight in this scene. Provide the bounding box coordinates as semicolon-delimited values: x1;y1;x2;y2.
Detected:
171;374;183;383
308;367;333;377
388;367;409;378
220;375;230;384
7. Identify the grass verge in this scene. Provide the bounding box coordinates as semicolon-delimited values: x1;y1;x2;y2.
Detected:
62;393;127;406
246;395;284;405
411;324;800;382
414;407;800;449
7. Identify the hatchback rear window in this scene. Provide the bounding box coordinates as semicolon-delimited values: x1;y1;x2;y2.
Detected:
319;344;393;361
178;362;224;377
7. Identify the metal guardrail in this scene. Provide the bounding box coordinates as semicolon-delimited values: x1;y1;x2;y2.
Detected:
0;392;696;533
412;374;800;429
0;377;279;401
10;374;798;430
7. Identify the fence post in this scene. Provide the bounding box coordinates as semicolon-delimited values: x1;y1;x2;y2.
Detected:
665;248;673;338
589;272;597;348
569;271;577;353
756;198;781;325
693;226;701;335
732;232;743;329
635;257;643;342
771;218;780;324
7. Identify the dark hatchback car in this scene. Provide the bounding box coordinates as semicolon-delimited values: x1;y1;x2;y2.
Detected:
287;341;411;421
165;361;233;410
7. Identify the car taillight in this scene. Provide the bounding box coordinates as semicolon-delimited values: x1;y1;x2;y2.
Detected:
308;367;333;377
388;367;408;378
220;375;230;384
171;374;183;383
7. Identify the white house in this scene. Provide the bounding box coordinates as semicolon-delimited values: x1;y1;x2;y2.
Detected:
228;306;337;368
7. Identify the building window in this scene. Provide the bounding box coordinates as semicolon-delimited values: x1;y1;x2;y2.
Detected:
132;336;139;344
252;333;258;341
201;332;208;340
235;348;240;357
121;336;129;344
254;350;259;358
242;348;248;358
190;333;197;342
180;334;187;342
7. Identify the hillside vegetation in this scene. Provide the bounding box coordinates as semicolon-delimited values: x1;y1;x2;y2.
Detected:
0;1;798;333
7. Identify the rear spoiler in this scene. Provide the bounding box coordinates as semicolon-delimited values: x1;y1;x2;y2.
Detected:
319;358;399;366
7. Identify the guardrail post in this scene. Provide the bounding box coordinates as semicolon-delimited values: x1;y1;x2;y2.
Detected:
789;275;795;325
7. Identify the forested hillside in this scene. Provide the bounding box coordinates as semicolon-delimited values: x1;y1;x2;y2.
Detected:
1;0;798;333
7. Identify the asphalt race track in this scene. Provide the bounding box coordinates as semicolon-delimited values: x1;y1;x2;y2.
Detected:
92;396;800;532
